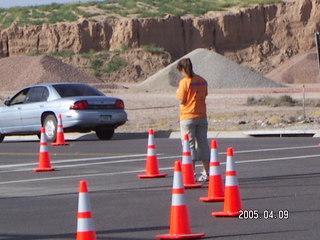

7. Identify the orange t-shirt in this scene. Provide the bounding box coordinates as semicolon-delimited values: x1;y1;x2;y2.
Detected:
176;74;208;120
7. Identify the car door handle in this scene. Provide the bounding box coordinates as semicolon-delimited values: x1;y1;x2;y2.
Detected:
39;105;44;108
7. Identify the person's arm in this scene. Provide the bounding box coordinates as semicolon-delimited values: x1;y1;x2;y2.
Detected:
176;80;187;105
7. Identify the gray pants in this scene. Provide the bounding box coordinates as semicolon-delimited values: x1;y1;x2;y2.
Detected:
180;117;210;174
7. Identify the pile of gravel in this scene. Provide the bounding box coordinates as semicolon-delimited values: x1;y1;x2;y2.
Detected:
136;48;284;91
0;55;101;92
266;50;320;84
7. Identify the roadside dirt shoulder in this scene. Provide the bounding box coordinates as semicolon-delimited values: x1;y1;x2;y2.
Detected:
112;86;320;134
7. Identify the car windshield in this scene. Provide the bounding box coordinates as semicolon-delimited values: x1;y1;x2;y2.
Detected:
53;84;104;98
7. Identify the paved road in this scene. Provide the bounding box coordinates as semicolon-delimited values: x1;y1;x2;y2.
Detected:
0;136;320;240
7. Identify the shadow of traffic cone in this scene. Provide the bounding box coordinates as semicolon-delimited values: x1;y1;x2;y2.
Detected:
156;161;205;240
52;114;69;146
212;147;242;217
199;140;224;202
76;180;97;240
34;127;55;172
137;129;167;178
181;134;202;188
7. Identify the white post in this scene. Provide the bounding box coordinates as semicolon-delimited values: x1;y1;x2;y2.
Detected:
302;85;306;120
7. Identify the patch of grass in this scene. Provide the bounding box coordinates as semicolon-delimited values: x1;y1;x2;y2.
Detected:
48;50;75;58
247;95;320;108
96;50;110;60
74;8;100;18
304;99;320;107
267;116;281;125
90;58;103;69
103;56;128;73
90;58;104;77
141;44;165;54
0;0;283;28
80;49;97;59
47;5;78;24
247;95;298;107
311;110;320;118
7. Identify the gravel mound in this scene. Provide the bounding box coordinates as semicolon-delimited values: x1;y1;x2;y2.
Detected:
0;55;101;92
136;48;284;91
266;50;320;84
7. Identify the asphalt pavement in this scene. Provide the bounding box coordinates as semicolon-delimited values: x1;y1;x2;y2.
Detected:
0;136;320;240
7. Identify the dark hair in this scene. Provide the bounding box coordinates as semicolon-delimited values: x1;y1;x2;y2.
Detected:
176;58;193;77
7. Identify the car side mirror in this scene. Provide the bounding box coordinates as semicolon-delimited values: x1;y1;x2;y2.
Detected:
4;100;10;106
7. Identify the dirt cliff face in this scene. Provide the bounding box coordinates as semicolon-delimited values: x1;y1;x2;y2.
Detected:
0;0;319;74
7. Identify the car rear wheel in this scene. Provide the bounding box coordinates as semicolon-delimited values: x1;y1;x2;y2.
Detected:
43;114;57;142
95;128;115;140
0;134;4;143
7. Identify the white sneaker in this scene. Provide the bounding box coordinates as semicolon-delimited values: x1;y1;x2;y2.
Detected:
198;173;209;182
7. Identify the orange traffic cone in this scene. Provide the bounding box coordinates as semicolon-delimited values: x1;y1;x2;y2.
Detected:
181;134;202;188
52;114;69;146
212;147;242;217
76;180;97;240
199;140;224;202
156;161;205;240
34;127;55;172
137;129;167;178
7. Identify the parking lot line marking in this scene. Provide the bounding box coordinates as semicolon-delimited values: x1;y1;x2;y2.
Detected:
236;154;320;164
1;153;320;185
0;144;318;172
0;153;151;169
4;155;179;172
0;152;126;156
233;145;319;154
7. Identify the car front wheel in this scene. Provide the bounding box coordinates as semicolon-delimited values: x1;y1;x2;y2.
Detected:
43;114;57;142
95;128;115;140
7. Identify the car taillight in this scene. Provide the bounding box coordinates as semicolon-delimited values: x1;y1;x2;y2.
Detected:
70;100;89;110
115;99;125;109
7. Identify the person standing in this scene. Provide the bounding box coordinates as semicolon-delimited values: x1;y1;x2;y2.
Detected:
176;58;210;182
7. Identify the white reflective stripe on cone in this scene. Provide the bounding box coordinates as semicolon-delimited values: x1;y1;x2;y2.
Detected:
77;218;95;232
182;155;192;164
225;175;238;187
39;145;48;152
40;134;47;143
147;147;156;156
210;149;218;162
183;141;191;153
209;165;221;176
78;193;92;212
148;135;155;145
57;117;62;125
226;156;236;172
171;194;186;206
173;172;184;189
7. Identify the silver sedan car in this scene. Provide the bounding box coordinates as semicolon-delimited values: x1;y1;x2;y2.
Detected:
0;83;127;142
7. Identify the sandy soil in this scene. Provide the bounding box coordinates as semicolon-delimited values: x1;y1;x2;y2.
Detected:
0;51;319;136
109;86;320;134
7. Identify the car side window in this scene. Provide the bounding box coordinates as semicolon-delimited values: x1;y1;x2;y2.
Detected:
25;87;49;103
9;88;30;105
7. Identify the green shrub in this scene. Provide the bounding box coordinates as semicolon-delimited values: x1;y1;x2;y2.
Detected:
80;49;97;59
96;50;110;60
0;0;283;28
48;50;74;58
141;44;165;54
103;57;128;73
90;59;103;70
247;95;299;107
